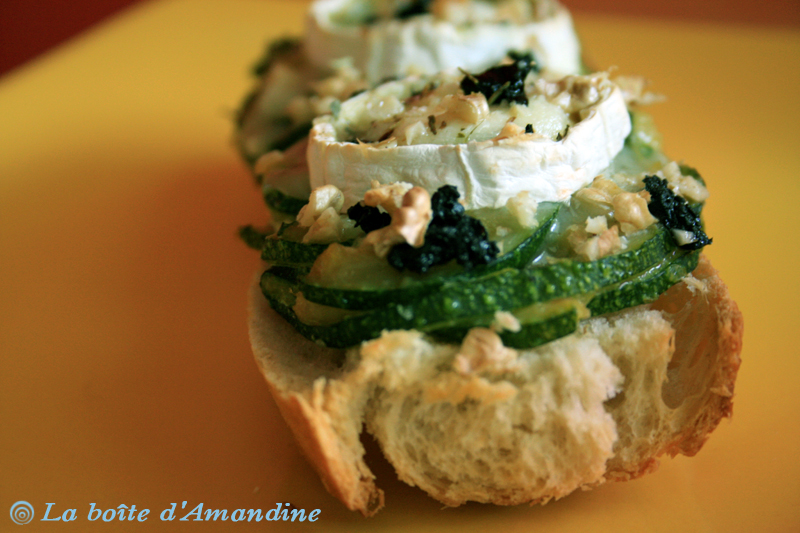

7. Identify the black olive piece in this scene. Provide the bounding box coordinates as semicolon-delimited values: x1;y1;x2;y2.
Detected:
347;203;391;234
396;0;433;19
644;176;712;250
459;51;539;106
387;185;499;273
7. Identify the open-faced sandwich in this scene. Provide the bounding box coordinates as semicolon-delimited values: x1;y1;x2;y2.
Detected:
236;1;742;517
235;0;584;191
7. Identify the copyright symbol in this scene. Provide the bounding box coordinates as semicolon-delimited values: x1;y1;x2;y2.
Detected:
10;502;34;525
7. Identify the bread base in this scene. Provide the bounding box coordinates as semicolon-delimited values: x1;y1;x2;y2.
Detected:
248;255;742;515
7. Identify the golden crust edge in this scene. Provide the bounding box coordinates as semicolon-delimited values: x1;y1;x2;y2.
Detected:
247;254;742;512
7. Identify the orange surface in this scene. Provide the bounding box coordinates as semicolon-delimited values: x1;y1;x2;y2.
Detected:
1;0;799;531
3;0;799;75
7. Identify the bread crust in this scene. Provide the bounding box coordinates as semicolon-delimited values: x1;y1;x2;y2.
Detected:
640;256;742;460
248;255;742;515
249;286;384;514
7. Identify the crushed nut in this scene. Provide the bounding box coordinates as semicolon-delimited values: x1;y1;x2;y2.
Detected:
297;184;345;227
662;161;709;204
573;176;623;213
436;93;490;124
363;181;414;214
593;177;624;196
574;186;614;209
573;224;622;261
302;207;344;244
394;187;433;247
361;186;433;257
671;229;697;247
682;274;709;295
612;192;657;235
452;328;519;375
495;120;526;141
506;191;539;228
612;75;666;106
531;73;611;114
585;215;609;235
402;120;427;145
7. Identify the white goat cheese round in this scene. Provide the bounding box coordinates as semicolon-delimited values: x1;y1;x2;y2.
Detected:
307;70;631;210
306;0;583;83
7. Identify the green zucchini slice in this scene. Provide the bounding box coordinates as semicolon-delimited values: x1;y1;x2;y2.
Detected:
295;205;561;310
586;249;700;316
259;224;680;348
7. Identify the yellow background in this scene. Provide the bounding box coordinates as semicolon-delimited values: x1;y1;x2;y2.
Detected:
1;0;798;531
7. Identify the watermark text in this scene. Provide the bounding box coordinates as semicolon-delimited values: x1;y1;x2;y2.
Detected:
9;501;320;525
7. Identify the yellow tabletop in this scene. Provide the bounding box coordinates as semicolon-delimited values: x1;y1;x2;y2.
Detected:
1;1;798;531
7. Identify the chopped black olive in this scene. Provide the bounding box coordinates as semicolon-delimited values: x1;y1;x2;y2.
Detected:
428;115;437;134
525;124;534;134
387;185;499;273
347;203;391;234
460;51;539;106
644;176;712;250
430;183;464;221
396;0;433;20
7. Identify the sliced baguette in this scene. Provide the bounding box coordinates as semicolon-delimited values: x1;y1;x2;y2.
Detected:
248;255;742;515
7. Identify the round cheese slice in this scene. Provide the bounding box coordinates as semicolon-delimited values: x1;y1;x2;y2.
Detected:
306;0;583;83
307;71;632;210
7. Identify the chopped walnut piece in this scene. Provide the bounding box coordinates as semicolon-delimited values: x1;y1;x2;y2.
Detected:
302;207;345;244
574;186;614;210
363;181;414;214
573;176;623;214
494;120;526;141
593;177;624;196
612;75;665;106
682;274;709;295
395;187;433;247
573;225;623;261
612;192;657;235
585;215;609;235
662;161;710;203
506;191;539;228
436;93;490;125
361;186;433;257
531;73;611;114
452;328;520;375
297;184;345;227
402;120;427;145
672;229;698;247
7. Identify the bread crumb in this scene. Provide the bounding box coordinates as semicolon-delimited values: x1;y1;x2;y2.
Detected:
453;328;520;375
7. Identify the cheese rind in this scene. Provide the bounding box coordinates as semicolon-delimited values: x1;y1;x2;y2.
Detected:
306;0;583;83
308;73;632;210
